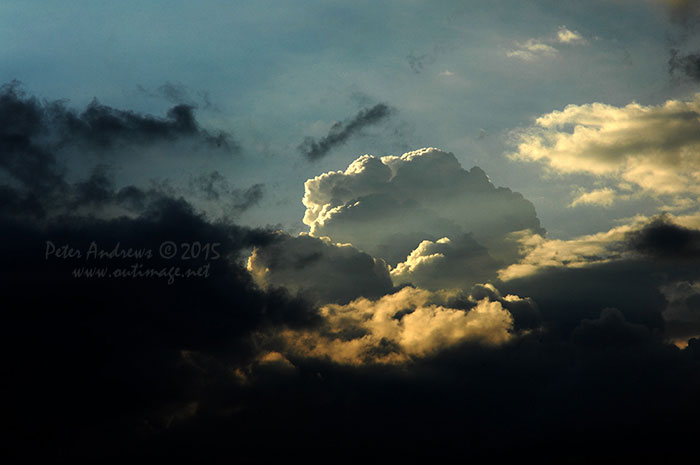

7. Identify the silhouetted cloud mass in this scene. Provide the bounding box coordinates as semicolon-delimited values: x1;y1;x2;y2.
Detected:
0;81;235;155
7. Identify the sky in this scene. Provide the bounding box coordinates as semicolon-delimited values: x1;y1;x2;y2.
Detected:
3;1;700;463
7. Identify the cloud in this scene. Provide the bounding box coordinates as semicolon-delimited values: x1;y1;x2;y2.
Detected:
247;232;394;305
0;81;234;156
496;213;700;344
627;214;700;258
510;96;700;205
0;83;251;224
669;48;700;81
498;223;633;281
660;0;700;25
660;280;700;342
407;51;436;74
298;103;393;160
188;171;264;214
0;84;333;463
569;187;616;207
137;81;219;111
499;214;700;281
507;39;558;61
303;148;544;276
555;26;586;44
390;234;501;291
1;176;323;463
279;286;516;365
572;307;652;348
6;85;700;464
406;44;448;74
507;26;586;61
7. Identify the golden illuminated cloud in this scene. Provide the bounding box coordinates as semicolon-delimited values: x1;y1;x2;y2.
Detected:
279;287;519;365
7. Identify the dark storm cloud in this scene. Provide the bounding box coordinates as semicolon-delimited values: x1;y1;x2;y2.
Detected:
0;81;235;156
668;48;700;80
500;254;692;336
1;202;321;462
627;215;700;258
298;103;393;160
59;100;232;151
0;82;319;462
248;232;395;305
0;83;248;220
0;126;319;462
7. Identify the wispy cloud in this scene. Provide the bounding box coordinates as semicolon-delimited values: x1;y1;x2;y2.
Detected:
507;25;586;60
298;103;393;160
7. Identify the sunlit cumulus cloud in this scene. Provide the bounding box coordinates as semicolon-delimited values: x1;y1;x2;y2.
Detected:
279;286;520;365
511;96;700;208
302;148;544;283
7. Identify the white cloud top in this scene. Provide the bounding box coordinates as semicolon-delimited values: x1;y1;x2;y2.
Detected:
303;147;543;272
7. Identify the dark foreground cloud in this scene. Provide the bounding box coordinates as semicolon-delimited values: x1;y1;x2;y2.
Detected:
1;213;326;463
298;103;392;160
0;166;322;463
